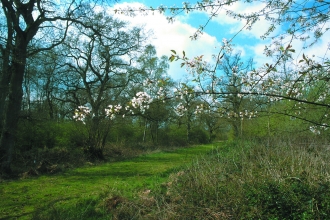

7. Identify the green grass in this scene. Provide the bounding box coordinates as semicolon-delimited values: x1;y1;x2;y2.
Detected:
116;140;330;219
0;144;217;219
5;140;329;219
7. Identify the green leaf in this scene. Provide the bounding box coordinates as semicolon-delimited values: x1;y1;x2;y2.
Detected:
303;53;307;60
170;50;176;54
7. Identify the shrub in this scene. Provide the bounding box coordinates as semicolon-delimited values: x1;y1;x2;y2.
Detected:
159;126;188;147
16;120;58;150
189;128;209;144
244;179;330;219
13;120;88;174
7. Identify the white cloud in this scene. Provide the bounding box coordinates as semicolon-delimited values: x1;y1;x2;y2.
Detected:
107;1;329;82
250;44;272;68
232;45;246;57
251;30;330;72
301;32;330;62
110;2;220;80
205;1;281;39
210;1;330;67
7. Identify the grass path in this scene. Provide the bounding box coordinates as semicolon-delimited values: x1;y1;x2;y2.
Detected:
0;144;218;219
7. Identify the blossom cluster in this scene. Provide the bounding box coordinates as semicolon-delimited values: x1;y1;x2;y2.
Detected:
194;104;205;114
156;87;167;101
142;78;168;100
224;110;258;120
221;38;232;53
310;124;328;135
73;106;91;124
105;104;122;120
175;103;187;116
73;91;154;123
130;92;153;114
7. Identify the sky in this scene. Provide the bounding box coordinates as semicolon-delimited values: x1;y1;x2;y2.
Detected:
107;0;330;81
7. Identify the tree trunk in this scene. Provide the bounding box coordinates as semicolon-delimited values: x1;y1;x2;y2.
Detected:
186;116;191;143
209;129;213;143
0;37;28;174
232;119;240;139
0;18;13;132
155;121;159;144
0;64;10;133
143;119;147;142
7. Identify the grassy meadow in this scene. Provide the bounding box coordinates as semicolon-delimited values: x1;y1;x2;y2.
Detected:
2;140;330;219
0;144;216;219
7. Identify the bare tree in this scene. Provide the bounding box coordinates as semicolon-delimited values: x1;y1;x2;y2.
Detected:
61;12;145;159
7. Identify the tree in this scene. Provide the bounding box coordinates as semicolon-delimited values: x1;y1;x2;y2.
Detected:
174;82;202;142
134;45;173;144
63;12;145;159
200;109;227;142
0;0;117;174
215;52;254;138
22;48;66;120
162;0;330;136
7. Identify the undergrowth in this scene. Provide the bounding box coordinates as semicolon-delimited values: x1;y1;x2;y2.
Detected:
111;140;330;219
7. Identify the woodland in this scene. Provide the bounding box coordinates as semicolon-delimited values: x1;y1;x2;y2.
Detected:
0;0;330;218
0;0;329;175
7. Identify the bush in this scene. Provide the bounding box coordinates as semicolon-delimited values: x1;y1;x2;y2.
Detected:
244;179;330;219
13;120;88;174
158;126;188;147
189;128;209;144
107;123;139;144
16;120;57;150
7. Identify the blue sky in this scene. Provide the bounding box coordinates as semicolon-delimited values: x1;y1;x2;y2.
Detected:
109;0;330;81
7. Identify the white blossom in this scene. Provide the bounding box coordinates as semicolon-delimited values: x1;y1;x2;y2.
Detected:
105;104;122;120
175;103;187;116
73;106;91;124
131;92;153;114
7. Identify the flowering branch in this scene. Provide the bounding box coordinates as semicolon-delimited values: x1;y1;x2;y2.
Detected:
73;106;91;124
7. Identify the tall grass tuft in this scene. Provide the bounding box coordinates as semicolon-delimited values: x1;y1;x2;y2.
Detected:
113;140;330;219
